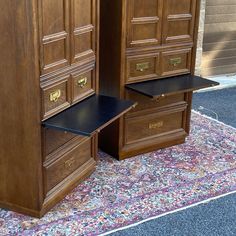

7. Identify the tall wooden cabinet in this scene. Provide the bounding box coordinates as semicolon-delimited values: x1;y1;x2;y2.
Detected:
0;0;134;217
99;0;218;160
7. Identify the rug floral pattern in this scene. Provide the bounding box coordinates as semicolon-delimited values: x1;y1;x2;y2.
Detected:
1;112;236;236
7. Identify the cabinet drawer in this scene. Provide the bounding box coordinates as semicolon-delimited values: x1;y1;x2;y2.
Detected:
43;128;78;157
42;76;70;119
71;65;96;104
125;109;185;145
126;53;160;83
125;90;185;115
161;48;191;77
44;137;93;193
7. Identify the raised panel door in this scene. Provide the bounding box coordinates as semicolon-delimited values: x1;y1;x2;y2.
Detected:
38;0;70;75
127;0;163;48
71;0;96;64
162;0;197;45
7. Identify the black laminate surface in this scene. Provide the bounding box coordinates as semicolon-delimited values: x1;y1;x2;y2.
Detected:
42;95;135;136
125;74;219;98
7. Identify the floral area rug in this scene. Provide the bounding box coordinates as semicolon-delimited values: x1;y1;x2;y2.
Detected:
1;112;236;236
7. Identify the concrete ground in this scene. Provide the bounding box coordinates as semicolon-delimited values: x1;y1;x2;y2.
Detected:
193;74;236;127
197;74;236;92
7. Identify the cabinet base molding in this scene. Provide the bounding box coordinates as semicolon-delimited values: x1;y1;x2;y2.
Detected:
0;160;96;218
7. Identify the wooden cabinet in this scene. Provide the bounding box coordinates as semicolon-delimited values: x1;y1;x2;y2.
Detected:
99;0;217;160
0;0;134;217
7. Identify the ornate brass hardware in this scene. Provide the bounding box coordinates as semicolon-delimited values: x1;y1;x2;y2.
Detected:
136;62;150;72
49;89;61;102
170;57;182;67
149;121;164;129
77;76;88;88
64;157;75;169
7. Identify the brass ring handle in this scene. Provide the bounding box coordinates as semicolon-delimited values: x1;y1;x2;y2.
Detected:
49;89;61;102
77;77;88;88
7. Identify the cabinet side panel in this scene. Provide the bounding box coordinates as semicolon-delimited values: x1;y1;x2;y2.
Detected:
0;0;43;212
99;0;122;97
99;0;123;158
186;0;200;135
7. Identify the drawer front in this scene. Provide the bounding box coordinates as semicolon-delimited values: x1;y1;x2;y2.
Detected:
126;53;160;83
43;128;78;157
71;65;96;104
161;48;192;77
44;137;93;192
42;76;70;119
125;110;184;144
126;90;185;114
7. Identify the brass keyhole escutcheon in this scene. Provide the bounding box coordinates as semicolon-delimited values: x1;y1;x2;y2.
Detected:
49;89;61;102
77;76;88;88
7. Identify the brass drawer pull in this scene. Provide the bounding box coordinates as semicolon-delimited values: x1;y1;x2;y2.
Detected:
136;62;150;72
149;121;164;129
49;89;61;102
77;76;88;88
64;157;75;170
170;57;182;67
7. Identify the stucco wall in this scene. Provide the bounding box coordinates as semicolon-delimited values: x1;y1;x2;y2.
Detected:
195;0;206;76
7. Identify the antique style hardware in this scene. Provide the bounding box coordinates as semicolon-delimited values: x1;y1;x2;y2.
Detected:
64;157;75;170
149;121;164;129
49;89;61;102
77;76;88;88
170;57;182;67
154;94;165;102
136;62;150;72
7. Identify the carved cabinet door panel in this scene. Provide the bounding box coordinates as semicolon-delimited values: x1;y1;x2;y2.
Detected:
70;0;97;65
38;0;70;75
126;0;163;48
162;0;197;45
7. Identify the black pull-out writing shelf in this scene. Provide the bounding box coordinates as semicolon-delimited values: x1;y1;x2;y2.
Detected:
125;74;219;99
42;95;136;136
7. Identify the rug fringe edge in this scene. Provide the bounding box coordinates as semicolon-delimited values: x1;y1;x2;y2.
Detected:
99;189;236;236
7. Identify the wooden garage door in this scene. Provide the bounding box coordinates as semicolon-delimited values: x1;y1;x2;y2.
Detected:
202;0;236;77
